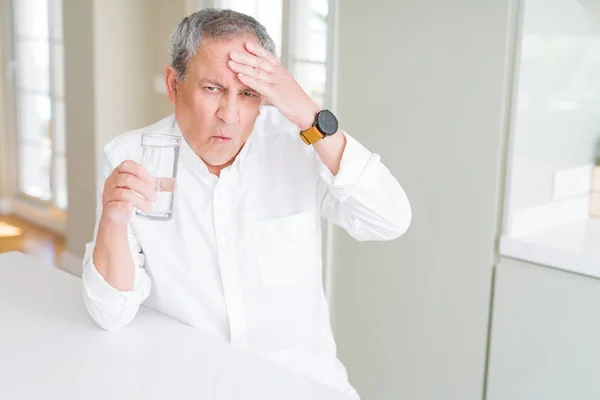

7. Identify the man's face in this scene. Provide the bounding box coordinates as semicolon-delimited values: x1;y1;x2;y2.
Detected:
166;36;263;168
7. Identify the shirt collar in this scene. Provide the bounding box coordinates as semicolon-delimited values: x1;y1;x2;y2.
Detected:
172;117;254;177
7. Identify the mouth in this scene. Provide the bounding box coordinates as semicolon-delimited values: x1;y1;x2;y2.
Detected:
212;135;232;143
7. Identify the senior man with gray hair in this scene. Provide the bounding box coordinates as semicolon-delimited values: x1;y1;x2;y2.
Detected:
82;8;411;398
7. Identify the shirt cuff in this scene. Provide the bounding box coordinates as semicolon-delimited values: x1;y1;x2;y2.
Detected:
316;131;379;202
82;245;150;315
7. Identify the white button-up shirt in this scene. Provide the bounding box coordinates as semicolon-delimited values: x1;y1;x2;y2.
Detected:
82;106;411;397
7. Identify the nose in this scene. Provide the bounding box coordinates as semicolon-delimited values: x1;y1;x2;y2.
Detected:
216;92;239;125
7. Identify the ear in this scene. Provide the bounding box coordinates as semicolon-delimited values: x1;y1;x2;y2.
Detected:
164;66;179;105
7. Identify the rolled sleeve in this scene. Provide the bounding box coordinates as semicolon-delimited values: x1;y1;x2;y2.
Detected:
316;131;379;202
316;130;411;241
82;242;151;331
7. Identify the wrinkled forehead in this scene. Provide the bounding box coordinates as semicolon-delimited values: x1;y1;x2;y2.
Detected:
188;36;259;87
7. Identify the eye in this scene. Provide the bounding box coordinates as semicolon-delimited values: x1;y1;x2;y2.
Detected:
241;91;257;98
204;86;220;93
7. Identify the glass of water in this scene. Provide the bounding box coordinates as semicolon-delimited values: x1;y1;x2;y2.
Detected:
135;133;181;221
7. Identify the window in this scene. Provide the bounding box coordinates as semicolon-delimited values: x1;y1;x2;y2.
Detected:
288;0;329;107
214;0;335;108
218;0;283;57
8;0;67;210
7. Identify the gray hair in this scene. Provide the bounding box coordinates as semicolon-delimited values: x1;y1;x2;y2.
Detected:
169;8;277;82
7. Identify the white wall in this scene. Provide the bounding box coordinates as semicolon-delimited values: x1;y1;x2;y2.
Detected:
63;0;97;255
150;0;186;118
93;0;155;159
508;0;600;214
329;1;518;399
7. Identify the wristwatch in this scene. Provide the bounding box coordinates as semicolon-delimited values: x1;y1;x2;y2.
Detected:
299;109;339;145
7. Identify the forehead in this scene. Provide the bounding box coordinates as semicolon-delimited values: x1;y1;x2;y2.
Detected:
189;36;258;85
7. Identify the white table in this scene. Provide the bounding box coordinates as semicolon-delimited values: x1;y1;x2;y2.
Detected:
0;252;352;400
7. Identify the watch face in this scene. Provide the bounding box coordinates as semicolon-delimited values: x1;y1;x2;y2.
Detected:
317;110;339;136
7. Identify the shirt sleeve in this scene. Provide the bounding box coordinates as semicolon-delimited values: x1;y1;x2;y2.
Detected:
81;145;152;331
316;131;412;241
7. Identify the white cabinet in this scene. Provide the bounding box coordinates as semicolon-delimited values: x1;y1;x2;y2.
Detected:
487;258;600;400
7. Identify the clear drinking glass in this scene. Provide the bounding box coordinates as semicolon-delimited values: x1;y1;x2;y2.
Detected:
135;133;181;221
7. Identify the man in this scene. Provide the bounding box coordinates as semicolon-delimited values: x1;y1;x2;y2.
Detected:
82;8;411;398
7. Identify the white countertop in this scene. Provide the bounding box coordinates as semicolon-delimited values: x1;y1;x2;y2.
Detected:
0;252;352;400
500;218;600;279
